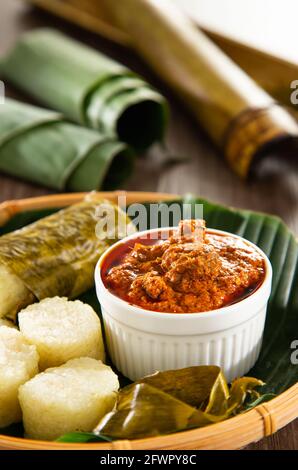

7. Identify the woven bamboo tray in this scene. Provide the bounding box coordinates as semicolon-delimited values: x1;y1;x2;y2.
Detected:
0;191;297;450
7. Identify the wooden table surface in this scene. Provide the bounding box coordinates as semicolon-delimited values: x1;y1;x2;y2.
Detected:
0;0;297;450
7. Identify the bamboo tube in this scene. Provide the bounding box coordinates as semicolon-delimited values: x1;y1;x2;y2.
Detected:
21;1;298;112
100;0;298;178
206;31;298;109
22;0;131;46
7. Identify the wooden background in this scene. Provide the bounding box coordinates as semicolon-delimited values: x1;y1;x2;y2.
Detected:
0;0;297;450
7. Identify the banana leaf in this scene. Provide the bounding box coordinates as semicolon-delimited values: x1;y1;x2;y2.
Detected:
0;195;135;320
0;29;169;151
56;432;112;443
0;99;134;191
0;195;297;440
95;371;263;439
96;384;224;439
134;366;229;410
228;377;265;414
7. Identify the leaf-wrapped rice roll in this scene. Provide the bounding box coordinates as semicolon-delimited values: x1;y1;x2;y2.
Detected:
0;99;135;191
0;29;169;151
0;196;135;321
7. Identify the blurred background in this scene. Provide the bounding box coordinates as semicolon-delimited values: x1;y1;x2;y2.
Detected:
178;0;297;63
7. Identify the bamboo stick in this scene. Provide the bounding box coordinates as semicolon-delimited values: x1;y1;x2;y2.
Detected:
98;0;298;178
0;191;179;226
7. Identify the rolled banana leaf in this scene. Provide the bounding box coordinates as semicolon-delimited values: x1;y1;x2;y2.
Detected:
0;99;134;191
95;367;264;439
0;195;135;321
0;29;169;151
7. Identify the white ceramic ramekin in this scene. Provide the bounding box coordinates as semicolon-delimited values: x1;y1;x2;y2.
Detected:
95;227;272;382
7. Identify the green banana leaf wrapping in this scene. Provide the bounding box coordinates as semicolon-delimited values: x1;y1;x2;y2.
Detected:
0;29;169;151
0;99;134;191
95;367;264;439
0;196;135;321
135;365;229;409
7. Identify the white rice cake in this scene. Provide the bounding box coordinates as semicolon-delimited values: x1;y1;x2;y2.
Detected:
19;297;105;370
19;357;119;440
0;326;39;428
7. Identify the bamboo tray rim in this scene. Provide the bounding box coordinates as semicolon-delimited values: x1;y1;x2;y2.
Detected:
0;191;297;450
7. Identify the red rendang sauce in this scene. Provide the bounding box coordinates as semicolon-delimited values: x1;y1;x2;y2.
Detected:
102;220;265;314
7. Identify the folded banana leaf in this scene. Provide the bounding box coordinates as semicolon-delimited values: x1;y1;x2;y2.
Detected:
135;366;229;410
95;368;264;439
0;99;134;191
96;384;219;439
0;29;168;151
0;195;135;321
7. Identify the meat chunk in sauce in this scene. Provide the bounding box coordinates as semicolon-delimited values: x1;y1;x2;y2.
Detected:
104;220;265;313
